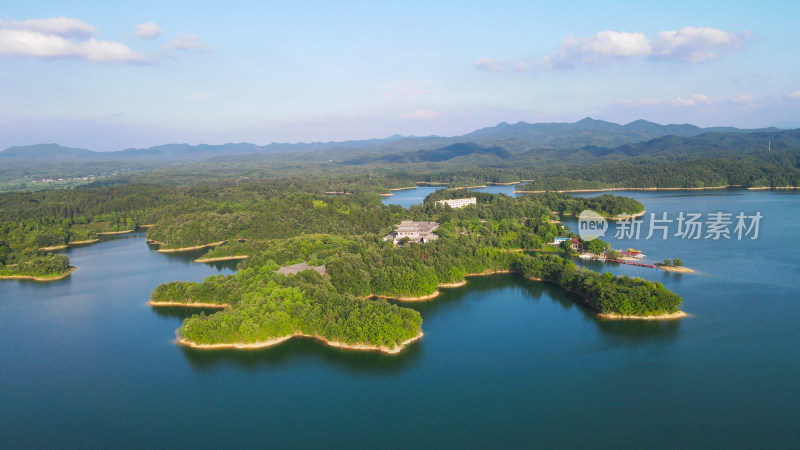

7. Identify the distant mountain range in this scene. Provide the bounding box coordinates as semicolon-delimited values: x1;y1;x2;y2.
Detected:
0;118;786;163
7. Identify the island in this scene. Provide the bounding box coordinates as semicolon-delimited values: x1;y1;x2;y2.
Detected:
144;189;682;353
657;258;694;273
2;175;684;354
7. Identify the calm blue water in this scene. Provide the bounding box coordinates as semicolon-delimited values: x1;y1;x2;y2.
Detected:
2;192;799;448
382;184;520;208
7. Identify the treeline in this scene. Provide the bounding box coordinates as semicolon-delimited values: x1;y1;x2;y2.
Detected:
0;251;70;278
156;232;680;320
425;190;643;217
517;157;800;191
513;254;680;315
163;268;423;348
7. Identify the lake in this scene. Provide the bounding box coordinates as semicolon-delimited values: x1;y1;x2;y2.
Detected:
1;190;799;448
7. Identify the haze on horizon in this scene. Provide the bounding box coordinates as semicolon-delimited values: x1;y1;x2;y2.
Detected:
1;0;799;151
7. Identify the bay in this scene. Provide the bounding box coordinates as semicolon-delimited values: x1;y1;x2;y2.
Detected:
1;191;799;448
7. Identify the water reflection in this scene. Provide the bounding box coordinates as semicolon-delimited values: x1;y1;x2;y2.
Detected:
595;316;682;340
150;305;221;320
403;273;681;341
180;334;423;374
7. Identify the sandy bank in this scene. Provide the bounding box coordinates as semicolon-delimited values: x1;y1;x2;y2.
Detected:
96;229;135;236
178;330;424;354
194;255;249;263
138;224;155;228
658;265;694;273
438;280;468;288
68;239;100;245
324;191;351;195
460;270;688;321
607;210;646;220
389;186;417;191
747;186;799;190
157;240;228;253
0;266;77;282
39;245;68;251
148;300;229;308
465;270;514;277
488;181;520;185
449;185;487;190
598;311;688;320
378;193;394;197
372;291;441;302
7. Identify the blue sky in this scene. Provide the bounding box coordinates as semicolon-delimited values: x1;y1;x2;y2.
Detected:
1;0;798;150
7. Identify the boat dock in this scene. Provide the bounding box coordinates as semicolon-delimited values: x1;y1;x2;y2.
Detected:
605;259;656;268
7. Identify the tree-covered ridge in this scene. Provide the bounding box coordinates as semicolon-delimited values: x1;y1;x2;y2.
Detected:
155;231;680;326
517;157;800;191
161;268;422;349
151;188;680;352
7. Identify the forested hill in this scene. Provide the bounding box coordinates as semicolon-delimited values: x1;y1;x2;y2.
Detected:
605;128;800;158
516;130;800;191
1;118;781;163
340;143;512;165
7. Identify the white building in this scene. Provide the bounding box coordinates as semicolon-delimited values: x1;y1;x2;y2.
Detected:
384;220;440;244
435;197;477;209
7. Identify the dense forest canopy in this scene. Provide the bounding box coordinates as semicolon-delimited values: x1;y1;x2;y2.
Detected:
5;119;797;348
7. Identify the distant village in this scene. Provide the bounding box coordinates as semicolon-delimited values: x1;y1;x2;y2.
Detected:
31;175;97;184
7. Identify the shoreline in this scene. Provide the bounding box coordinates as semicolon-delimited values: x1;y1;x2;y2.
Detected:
96;229;135;236
372;290;441;302
464;270;687;320
0;266;77;282
438;280;468;288
177;330;424;354
598;311;688;320
194;255;249;263
155;240;228;253
68;239;100;245
657;265;694;273
516;185;746;194
39;245;68;251
148;300;229;308
449;185;487;190
612;210;646;220
747;186;799;190
388;186;417;191
378;193;393;197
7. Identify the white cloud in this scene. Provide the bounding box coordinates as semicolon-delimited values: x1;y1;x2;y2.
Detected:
674;94;711;106
549;30;651;68
398;109;438;119
0;28;149;63
652;27;751;63
478;26;752;71
732;94;753;103
0;17;96;38
474;57;504;72
162;33;210;52
135;22;162;39
617;94;713;107
788;91;800;99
